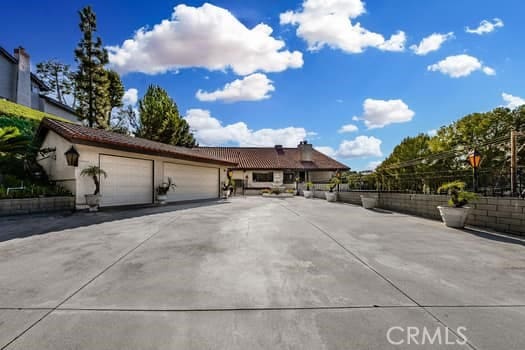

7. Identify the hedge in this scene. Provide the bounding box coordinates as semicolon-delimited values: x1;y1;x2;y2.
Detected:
0;99;69;123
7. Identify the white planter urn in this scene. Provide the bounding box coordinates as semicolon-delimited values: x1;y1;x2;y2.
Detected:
437;206;471;228
360;196;377;209
157;194;168;205
303;190;314;198
85;194;101;212
325;192;337;202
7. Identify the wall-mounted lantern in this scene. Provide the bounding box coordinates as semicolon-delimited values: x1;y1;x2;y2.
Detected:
64;146;79;167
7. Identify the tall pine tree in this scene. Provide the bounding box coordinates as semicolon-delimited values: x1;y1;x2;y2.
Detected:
136;85;197;147
74;6;110;128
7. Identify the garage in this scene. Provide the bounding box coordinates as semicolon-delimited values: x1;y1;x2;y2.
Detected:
99;155;154;207
163;162;219;202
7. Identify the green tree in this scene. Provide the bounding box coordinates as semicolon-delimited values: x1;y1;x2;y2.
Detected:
36;60;75;106
136;85;197;147
110;105;138;135
74;6;110;128
106;70;124;112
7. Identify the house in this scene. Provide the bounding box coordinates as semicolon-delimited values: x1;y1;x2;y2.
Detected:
0;46;79;123
194;141;349;193
37;118;349;208
36;118;235;209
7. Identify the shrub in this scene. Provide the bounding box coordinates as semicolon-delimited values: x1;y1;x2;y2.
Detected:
271;187;282;195
437;181;478;208
0;183;72;199
0;99;68;123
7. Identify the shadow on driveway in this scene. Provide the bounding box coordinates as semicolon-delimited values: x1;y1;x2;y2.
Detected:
0;200;228;243
462;227;525;246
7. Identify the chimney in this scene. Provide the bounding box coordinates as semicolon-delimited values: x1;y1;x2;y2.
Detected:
14;47;31;107
298;140;313;162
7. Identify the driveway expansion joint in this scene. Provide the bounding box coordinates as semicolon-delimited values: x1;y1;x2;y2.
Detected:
0;214;183;350
279;202;480;350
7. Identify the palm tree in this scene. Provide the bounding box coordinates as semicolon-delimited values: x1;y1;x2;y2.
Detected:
80;165;107;195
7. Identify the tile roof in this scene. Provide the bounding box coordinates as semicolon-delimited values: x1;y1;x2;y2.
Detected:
193;147;350;171
38;118;236;166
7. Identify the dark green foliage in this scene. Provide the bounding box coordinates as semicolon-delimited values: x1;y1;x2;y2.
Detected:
377;106;525;192
136;85;197;147
36;59;75;106
106;69;124;111
0;183;72;199
74;6;111;128
80;165;107;195
437;181;478;207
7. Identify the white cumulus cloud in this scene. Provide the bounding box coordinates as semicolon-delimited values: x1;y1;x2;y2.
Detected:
338;124;359;133
315;146;337;158
122;88;138;106
466;18;504;35
280;0;406;54
427;54;495;78
410;32;453;55
185;109;311;147
336;136;383;158
108;3;303;76
196;73;275;102
502;93;525;109
354;98;415;129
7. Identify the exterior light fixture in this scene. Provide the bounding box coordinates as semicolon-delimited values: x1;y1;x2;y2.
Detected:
64;146;79;167
467;149;482;192
467;149;482;169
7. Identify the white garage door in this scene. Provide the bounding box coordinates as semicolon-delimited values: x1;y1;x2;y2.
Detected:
99;155;153;207
163;162;218;202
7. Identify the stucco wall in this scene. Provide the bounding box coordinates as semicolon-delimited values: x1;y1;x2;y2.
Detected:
309;171;334;182
42;100;79;123
38;130;76;194
231;170;334;189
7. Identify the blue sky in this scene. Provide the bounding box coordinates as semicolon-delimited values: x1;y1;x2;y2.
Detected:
2;0;524;170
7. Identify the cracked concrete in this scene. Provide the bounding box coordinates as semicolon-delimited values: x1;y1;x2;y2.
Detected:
0;197;524;349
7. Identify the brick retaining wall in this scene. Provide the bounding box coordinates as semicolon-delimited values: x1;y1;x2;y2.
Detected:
0;196;75;216
309;190;525;236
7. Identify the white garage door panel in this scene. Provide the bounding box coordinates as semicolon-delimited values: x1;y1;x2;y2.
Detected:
164;163;218;202
100;155;153;207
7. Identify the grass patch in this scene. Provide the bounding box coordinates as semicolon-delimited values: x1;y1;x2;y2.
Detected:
0;99;70;123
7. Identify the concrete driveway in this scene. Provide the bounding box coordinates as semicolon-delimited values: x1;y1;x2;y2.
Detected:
0;197;524;349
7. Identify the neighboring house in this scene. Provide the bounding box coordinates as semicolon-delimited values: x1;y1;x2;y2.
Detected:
194;141;350;192
0;46;79;123
37;118;235;209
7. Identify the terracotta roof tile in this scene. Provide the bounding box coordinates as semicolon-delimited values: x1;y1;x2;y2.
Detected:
193;147;350;171
38;118;236;166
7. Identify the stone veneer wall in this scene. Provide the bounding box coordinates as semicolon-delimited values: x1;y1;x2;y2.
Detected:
0;196;75;216
310;190;525;236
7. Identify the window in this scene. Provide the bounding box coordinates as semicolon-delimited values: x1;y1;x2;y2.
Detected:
283;172;295;184
252;172;273;182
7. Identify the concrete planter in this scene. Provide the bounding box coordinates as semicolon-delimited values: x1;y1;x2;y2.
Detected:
438;206;471;228
157;194;168;205
303;190;314;199
360;196;377;209
325;192;337;202
85;194;101;212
